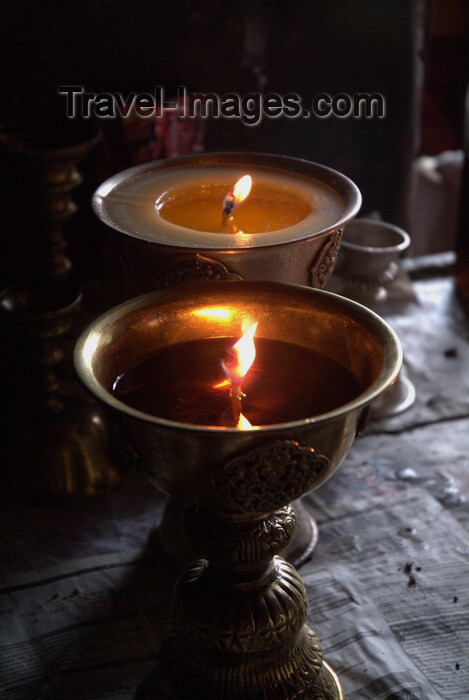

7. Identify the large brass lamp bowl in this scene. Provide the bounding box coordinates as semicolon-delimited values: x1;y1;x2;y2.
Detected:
74;281;401;699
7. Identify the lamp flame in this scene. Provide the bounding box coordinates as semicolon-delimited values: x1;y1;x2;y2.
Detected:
232;175;252;205
221;322;258;385
223;175;252;217
220;322;257;429
237;413;253;430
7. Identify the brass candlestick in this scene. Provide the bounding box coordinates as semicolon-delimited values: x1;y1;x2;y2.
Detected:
0;279;119;500
74;281;402;699
0;120;99;281
0;119;118;500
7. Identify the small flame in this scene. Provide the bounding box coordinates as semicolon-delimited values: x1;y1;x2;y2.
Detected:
223;175;252;217
232;175;252;205
237;413;253;430
221;322;258;385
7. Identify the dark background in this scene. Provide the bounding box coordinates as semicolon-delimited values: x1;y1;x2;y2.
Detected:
0;0;468;288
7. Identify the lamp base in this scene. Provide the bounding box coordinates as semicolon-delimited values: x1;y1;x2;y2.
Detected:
0;396;120;501
369;371;415;421
136;658;343;699
156;497;318;570
141;499;343;700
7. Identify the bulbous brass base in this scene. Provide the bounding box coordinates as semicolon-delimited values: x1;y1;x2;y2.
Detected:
137;504;343;700
137;657;343;699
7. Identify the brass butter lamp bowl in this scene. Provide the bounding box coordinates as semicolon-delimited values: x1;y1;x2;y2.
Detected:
74;281;402;699
92;151;361;293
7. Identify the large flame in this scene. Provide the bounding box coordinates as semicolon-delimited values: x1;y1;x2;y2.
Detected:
219;321;258;430
221;322;258;385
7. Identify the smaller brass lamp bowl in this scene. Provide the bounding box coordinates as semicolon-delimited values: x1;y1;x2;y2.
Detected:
338;218;411;305
74;281;401;700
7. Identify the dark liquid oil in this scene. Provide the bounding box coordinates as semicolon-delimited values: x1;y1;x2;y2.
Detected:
112;337;362;427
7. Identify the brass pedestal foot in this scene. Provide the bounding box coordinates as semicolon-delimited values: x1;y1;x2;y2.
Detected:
138;504;343;700
369;370;415;421
137;655;343;699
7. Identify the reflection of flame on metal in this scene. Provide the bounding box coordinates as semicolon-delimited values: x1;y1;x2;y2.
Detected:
83;332;100;367
192;307;233;321
222;175;252;217
221;322;257;429
213;378;231;390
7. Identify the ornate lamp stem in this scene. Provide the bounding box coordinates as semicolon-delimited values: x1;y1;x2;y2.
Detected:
139;500;342;699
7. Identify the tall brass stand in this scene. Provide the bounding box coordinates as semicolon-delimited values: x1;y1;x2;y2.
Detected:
139;500;342;699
